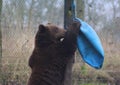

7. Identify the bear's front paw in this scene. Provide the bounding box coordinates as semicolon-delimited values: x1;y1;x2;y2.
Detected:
73;21;81;28
71;21;81;33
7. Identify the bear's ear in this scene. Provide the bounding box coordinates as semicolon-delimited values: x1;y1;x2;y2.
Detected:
39;24;48;33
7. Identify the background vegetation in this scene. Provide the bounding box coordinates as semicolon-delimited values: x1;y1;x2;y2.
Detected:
0;0;120;85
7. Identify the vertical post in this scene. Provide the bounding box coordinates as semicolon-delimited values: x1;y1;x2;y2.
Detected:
64;0;73;29
64;0;74;85
64;0;85;85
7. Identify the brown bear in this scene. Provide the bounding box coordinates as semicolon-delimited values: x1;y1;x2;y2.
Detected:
28;22;81;85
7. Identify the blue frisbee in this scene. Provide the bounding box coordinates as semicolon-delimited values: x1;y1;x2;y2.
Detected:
75;18;104;69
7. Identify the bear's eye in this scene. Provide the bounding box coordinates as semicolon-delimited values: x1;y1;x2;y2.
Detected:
60;37;64;42
57;37;64;42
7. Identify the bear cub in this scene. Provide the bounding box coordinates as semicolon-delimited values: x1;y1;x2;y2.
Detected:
28;22;81;85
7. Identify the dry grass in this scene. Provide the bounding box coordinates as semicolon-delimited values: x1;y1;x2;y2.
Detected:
1;29;34;85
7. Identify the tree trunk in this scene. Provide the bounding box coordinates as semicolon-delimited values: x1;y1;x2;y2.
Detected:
0;0;2;73
76;0;87;75
27;0;35;30
76;0;84;20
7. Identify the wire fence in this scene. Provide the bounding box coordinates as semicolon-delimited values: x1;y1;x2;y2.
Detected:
1;0;120;85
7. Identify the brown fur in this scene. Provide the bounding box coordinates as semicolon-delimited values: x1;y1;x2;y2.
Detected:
28;22;81;85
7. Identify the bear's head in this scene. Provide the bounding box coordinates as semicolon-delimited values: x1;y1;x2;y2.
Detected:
35;23;66;48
